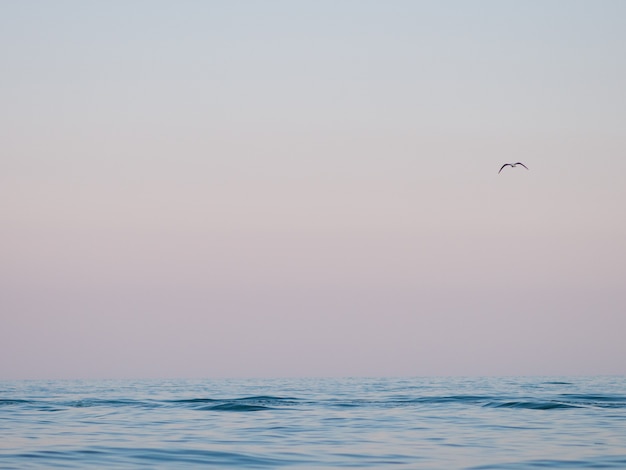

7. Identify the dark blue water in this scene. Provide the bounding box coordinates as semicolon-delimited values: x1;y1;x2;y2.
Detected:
2;377;625;469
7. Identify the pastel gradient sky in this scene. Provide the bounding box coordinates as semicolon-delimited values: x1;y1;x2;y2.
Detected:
2;1;625;379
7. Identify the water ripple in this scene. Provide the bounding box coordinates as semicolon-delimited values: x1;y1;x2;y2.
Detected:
2;377;626;468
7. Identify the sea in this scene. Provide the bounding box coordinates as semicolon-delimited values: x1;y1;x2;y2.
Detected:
1;376;625;469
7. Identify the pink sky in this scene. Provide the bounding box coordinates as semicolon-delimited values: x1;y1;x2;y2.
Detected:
2;1;625;379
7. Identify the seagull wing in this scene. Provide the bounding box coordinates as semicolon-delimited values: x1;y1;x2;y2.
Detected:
515;162;529;170
498;163;510;174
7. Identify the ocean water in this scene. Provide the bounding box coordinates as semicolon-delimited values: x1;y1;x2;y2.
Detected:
1;377;625;469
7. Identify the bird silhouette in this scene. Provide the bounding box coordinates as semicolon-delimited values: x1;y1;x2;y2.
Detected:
498;162;529;174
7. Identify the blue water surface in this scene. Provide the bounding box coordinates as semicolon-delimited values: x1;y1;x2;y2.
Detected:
1;376;625;469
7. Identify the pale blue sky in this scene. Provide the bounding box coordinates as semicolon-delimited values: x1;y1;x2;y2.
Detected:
2;1;625;379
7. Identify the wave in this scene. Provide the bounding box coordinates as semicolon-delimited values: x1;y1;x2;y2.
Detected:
470;455;626;469
483;400;581;410
168;395;302;412
2;393;625;412
559;393;626;403
0;398;31;406
6;446;291;468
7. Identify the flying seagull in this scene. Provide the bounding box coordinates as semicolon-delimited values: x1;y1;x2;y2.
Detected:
498;162;529;174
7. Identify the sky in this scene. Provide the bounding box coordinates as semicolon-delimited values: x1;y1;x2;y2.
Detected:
2;0;625;379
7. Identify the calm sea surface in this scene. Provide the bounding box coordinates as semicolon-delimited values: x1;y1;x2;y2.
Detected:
1;376;625;469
